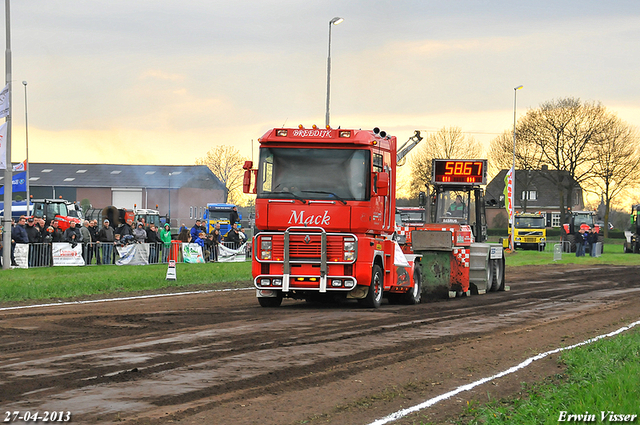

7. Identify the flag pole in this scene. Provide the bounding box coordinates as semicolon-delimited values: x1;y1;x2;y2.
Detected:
2;0;12;269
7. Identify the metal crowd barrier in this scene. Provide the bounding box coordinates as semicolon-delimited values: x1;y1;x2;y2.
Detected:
6;240;250;268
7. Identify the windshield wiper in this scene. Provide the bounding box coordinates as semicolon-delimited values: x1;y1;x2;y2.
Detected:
301;190;347;205
271;191;307;204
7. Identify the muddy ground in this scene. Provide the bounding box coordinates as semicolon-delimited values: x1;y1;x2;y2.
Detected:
1;264;639;425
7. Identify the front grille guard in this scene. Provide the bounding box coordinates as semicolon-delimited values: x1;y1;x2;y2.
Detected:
256;227;358;293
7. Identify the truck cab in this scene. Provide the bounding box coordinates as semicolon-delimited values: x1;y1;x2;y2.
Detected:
243;126;420;308
508;212;546;250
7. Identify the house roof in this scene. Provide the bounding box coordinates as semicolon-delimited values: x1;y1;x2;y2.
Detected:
485;169;582;209
5;163;226;191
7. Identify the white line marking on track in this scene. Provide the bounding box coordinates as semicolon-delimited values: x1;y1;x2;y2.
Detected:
367;319;640;425
0;287;254;312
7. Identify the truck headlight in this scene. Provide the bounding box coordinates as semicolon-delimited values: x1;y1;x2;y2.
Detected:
344;241;356;251
344;251;355;261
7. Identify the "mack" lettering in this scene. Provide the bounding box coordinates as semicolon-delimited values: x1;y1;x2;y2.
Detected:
288;210;331;226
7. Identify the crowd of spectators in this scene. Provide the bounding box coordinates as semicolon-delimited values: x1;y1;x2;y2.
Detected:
1;214;248;268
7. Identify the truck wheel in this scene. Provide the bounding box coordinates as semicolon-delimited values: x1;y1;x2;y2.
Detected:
490;258;504;292
400;269;422;305
359;265;383;308
258;292;283;307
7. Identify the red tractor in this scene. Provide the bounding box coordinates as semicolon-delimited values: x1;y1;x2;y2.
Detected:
561;211;603;253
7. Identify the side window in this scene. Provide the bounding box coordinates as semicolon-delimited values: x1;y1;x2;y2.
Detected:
373;153;383;172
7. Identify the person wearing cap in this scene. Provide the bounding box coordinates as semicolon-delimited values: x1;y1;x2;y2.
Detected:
97;219;115;265
160;222;172;262
25;217;41;267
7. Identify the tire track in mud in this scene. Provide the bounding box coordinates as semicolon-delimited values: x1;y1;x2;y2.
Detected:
0;265;638;423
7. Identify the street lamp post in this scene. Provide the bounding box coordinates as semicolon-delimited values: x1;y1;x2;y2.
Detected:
325;16;343;128
510;85;523;251
23;81;29;215
168;172;172;227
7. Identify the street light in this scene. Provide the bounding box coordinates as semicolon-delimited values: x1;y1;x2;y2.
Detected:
325;16;344;128
23;80;30;215
168;172;172;227
510;85;523;251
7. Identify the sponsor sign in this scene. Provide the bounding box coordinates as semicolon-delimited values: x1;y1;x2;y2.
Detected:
116;243;149;266
182;243;205;263
52;242;85;266
218;243;247;262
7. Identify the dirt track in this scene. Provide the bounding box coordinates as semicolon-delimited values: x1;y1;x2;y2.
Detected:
1;264;639;425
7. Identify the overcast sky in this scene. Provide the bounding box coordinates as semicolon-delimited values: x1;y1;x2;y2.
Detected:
4;1;640;166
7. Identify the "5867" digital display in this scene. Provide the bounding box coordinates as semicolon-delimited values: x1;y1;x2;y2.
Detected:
432;159;487;185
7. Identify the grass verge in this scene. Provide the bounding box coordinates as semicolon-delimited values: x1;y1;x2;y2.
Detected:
0;262;252;304
458;328;640;425
505;241;640;268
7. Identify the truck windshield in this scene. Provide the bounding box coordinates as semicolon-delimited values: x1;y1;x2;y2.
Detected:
257;148;369;201
515;217;545;228
434;190;473;225
574;214;594;228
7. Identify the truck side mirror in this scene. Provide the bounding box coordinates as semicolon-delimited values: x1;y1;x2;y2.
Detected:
243;170;253;194
376;172;389;197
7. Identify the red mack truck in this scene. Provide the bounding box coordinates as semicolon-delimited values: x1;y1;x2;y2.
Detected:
242;126;422;308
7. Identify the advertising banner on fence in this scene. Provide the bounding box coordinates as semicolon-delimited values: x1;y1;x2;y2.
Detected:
52;242;85;266
182;243;204;263
218;243;247;262
13;243;28;268
116;243;149;266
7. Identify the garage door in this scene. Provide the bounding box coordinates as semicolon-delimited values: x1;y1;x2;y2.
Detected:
112;188;142;209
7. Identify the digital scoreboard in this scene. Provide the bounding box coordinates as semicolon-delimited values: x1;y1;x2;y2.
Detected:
432;159;487;185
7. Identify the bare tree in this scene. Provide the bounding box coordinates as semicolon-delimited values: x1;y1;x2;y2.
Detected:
512;98;607;223
409;127;483;196
589;115;640;236
196;145;248;204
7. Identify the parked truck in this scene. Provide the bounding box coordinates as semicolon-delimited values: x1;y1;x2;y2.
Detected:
623;204;640;253
402;159;506;297
202;203;241;236
242;126;422;308
508;212;547;250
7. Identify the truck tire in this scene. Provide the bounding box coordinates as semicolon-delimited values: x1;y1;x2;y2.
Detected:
359;265;383;308
400;268;422;305
258;292;283;307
